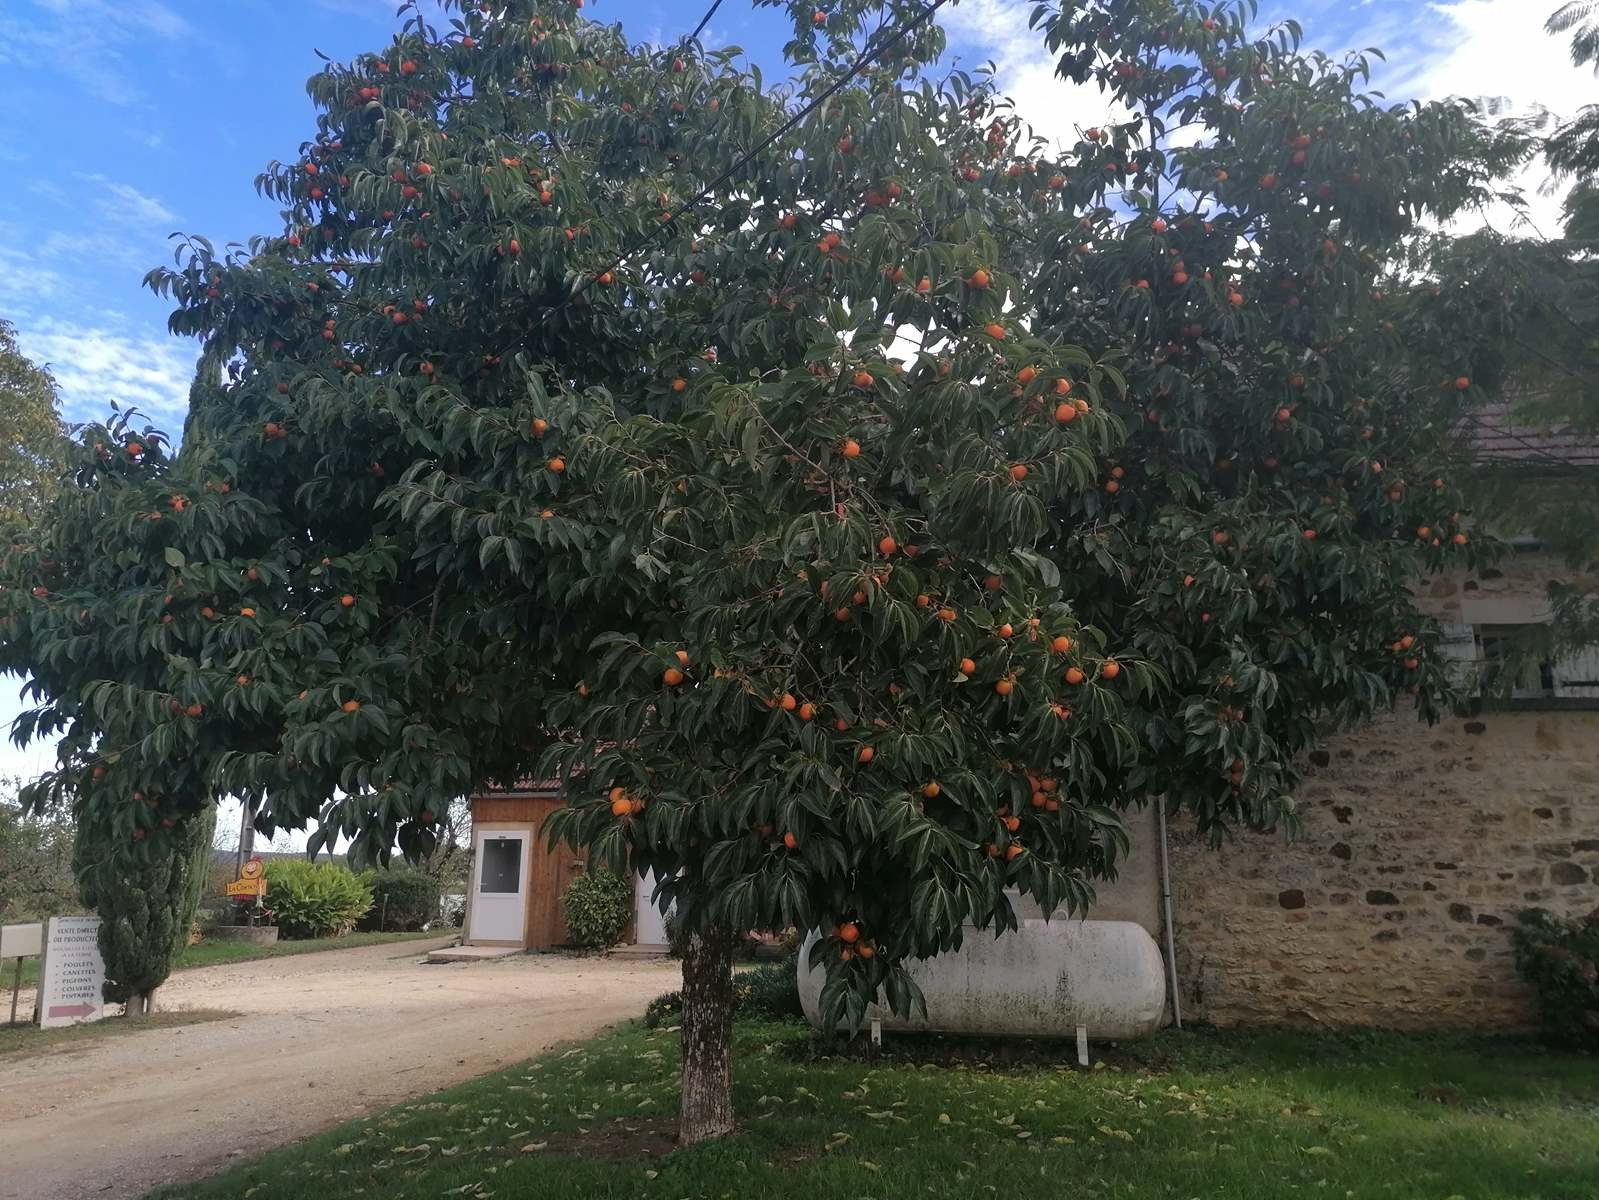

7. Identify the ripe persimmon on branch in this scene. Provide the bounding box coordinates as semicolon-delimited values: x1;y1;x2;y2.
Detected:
0;0;1518;1144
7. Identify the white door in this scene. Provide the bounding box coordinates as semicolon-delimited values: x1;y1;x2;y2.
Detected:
635;871;671;947
470;829;529;943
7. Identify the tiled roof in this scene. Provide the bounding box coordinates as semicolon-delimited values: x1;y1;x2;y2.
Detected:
1461;400;1599;468
476;779;563;795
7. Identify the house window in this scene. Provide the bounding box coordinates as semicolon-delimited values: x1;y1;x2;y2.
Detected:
480;837;522;893
1471;624;1599;707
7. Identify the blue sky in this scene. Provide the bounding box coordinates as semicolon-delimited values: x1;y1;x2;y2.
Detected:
0;0;1589;800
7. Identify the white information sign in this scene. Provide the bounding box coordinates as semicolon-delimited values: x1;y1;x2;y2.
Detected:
0;922;43;960
36;916;106;1028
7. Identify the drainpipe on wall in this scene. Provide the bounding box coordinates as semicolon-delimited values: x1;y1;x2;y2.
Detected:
1156;801;1183;1029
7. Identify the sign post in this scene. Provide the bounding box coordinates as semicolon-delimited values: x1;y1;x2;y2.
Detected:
1;922;43;1026
226;857;268;927
36;916;106;1028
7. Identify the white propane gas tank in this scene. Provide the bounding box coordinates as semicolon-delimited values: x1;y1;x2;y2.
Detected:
797;919;1167;1040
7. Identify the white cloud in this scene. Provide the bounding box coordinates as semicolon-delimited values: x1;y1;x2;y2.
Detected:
1397;0;1593;239
0;243;64;300
35;229;151;272
942;0;1130;152
90;177;178;226
16;317;197;425
31;0;192;40
0;0;194;105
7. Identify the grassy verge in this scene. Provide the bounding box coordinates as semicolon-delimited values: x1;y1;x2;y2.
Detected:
147;1020;1599;1200
174;929;445;971
0;1008;237;1056
3;930;445;1001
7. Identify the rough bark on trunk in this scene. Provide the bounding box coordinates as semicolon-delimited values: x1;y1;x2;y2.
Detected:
678;928;736;1146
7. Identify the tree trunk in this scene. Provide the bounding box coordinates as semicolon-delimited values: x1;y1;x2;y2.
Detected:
677;929;735;1146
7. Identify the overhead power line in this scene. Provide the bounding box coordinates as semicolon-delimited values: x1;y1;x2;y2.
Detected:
687;0;727;43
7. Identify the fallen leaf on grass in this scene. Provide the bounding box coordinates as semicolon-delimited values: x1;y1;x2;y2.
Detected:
520;1142;548;1153
860;1161;880;1172
1096;1127;1134;1141
1050;1136;1075;1145
1302;1146;1333;1156
937;1113;951;1124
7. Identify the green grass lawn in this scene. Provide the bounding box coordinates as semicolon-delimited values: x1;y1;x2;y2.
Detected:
146;1020;1599;1200
4;929;444;995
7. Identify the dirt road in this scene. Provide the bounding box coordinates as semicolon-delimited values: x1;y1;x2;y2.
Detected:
0;940;680;1200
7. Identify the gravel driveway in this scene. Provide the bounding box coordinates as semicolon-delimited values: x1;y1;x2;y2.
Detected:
0;939;679;1200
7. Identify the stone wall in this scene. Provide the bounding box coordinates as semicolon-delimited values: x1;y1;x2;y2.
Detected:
1168;710;1599;1029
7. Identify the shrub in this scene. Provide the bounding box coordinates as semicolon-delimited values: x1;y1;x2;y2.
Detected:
741;960;803;1020
1512;907;1599;1049
562;870;633;949
642;962;801;1029
644;990;683;1029
358;869;441;931
262;859;373;939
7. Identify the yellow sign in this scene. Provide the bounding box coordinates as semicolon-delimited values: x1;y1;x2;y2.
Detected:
239;857;265;881
226;878;266;898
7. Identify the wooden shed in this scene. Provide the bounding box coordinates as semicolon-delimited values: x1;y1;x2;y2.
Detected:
462;786;669;952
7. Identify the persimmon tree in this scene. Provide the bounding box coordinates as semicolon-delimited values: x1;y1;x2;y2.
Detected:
1386;1;1599;671
0;0;1513;1141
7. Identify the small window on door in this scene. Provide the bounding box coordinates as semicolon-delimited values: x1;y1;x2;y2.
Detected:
480;837;522;893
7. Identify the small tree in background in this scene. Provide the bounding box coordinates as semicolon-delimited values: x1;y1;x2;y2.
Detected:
359;866;440;930
0;777;77;922
0;318;67;530
1359;3;1599;677
0;0;1521;1141
417;794;471;891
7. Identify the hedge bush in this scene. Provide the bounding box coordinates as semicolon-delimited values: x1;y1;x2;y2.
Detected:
1512;906;1599;1049
562;870;633;949
358;869;440;931
742;959;805;1019
643;961;802;1029
262;859;373;939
